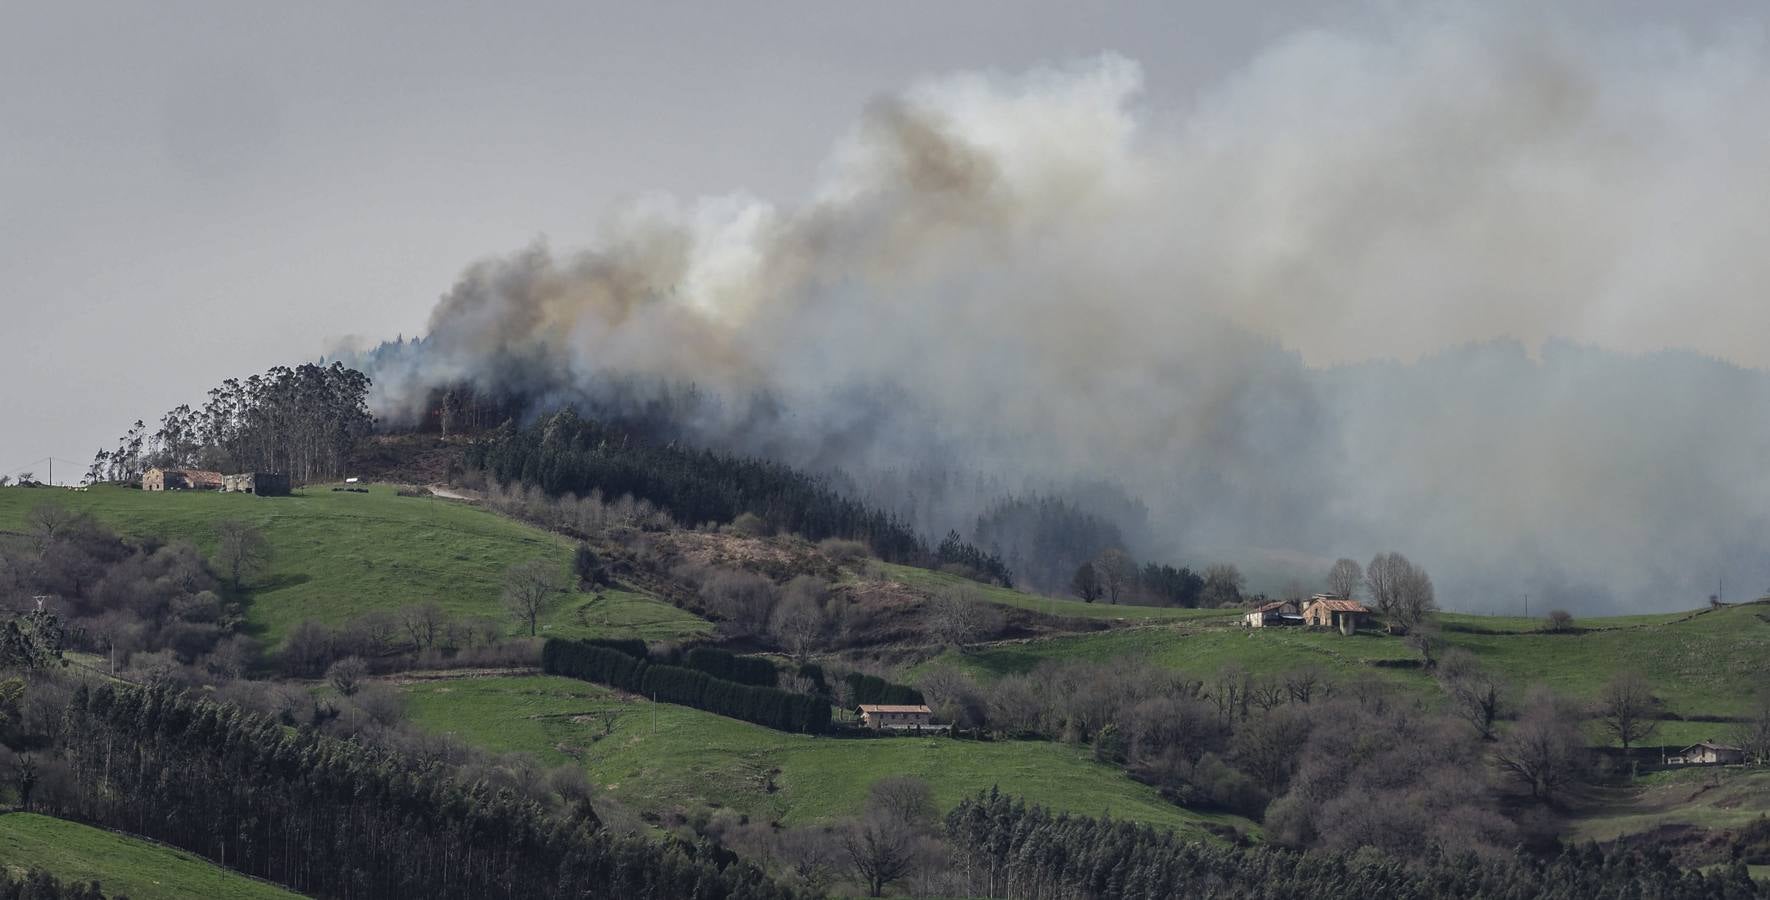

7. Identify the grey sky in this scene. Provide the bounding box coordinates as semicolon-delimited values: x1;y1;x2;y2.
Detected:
0;0;1751;481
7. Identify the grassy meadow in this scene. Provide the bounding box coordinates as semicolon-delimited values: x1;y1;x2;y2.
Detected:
400;674;1249;838
0;484;709;647
917;602;1770;738
873;562;1239;623
0;813;302;900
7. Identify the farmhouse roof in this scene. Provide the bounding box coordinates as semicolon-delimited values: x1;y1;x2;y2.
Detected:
1679;740;1742;753
1307;598;1369;613
182;470;224;487
1252;601;1293;614
858;704;931;714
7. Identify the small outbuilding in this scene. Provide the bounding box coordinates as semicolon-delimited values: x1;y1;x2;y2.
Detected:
1244;599;1302;628
1303;595;1370;635
1667;740;1745;766
224;472;291;496
858;704;935;731
143;467;224;491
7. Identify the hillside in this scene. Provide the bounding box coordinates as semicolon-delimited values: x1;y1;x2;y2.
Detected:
0;484;708;647
397;673;1249;839
0;813;304;900
915;602;1770;745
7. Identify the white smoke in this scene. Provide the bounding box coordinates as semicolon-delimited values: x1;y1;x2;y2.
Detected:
360;10;1770;613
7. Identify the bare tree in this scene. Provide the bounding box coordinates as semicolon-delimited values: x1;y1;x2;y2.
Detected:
327;656;369;696
1544;609;1575;633
1250;676;1288;714
843;817;915;898
1494;688;1587;802
1596;671;1661;749
1364;552;1406;617
1437;650;1505;740
399;602;446;650
215;519;271;591
25;503;80;551
1283;666;1326;704
1326;558;1362;599
502;559;562;637
1730;689;1770;766
1094;549;1135;605
770;577;832;661
923;589;1004;651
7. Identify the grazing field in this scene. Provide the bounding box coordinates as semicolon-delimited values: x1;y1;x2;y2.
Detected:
873;562;1239;623
400;674;1250;839
0;813;303;900
1569;767;1770;843
921;602;1770;731
0;484;709;647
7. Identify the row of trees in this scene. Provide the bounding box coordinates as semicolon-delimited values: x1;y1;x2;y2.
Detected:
33;683;792;899
1322;552;1438;633
90;362;373;484
542;638;831;733
941;789;1767;900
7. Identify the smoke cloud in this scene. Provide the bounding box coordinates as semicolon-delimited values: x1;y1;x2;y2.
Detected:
356;10;1770;613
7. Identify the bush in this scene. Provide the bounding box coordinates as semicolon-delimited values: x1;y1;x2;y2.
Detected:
1545;610;1575;633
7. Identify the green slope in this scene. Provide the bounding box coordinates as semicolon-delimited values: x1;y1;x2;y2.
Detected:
922;603;1770;732
0;484;708;647
0;813;302;900
874;562;1239;622
401;674;1249;839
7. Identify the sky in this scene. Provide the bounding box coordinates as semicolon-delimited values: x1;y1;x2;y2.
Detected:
0;0;1759;483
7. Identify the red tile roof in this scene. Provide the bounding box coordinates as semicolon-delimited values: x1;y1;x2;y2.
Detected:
1307;598;1369;613
859;704;931;714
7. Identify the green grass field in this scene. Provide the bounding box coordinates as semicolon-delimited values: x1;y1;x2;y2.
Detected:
0;813;302;900
873;562;1240;623
401;674;1249;839
921;603;1770;734
1569;767;1770;843
0;485;709;647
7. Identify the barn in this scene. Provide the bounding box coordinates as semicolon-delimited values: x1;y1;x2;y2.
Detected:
223;472;291;496
1303;595;1370;635
858;704;935;731
142;467;224;491
1667;740;1745;766
1244;599;1302;628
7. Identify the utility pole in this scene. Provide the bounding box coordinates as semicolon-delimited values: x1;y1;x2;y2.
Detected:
1523;594;1528;619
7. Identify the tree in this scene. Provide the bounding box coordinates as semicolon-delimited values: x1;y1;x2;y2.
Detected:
1094;549;1135;605
843;816;914;898
1495;688;1587;802
1545;609;1575;632
1326;558;1362;599
1596;671;1661;749
1365;552;1435;634
399;602;447;650
25;502;79;551
1071;562;1101;603
1730;689;1770;766
770;578;832;661
1201;564;1245;608
924;589;1003;651
214;519;271;591
502;559;562;637
572;543;608;588
328;656;369;696
1437;650;1504;740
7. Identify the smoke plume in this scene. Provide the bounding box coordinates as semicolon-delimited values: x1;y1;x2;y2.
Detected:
355;11;1770;613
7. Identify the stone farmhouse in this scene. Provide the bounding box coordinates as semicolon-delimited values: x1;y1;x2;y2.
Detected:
1667;740;1745;766
143;467;289;496
1302;594;1370;635
858;704;937;732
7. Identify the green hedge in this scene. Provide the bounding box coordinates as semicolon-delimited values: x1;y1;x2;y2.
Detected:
543;639;830;733
685;647;779;687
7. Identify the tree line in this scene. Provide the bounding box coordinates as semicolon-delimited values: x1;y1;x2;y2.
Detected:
34;682;793;899
465;409;1009;582
542;638;831;733
941;788;1768;900
90;362;373;484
